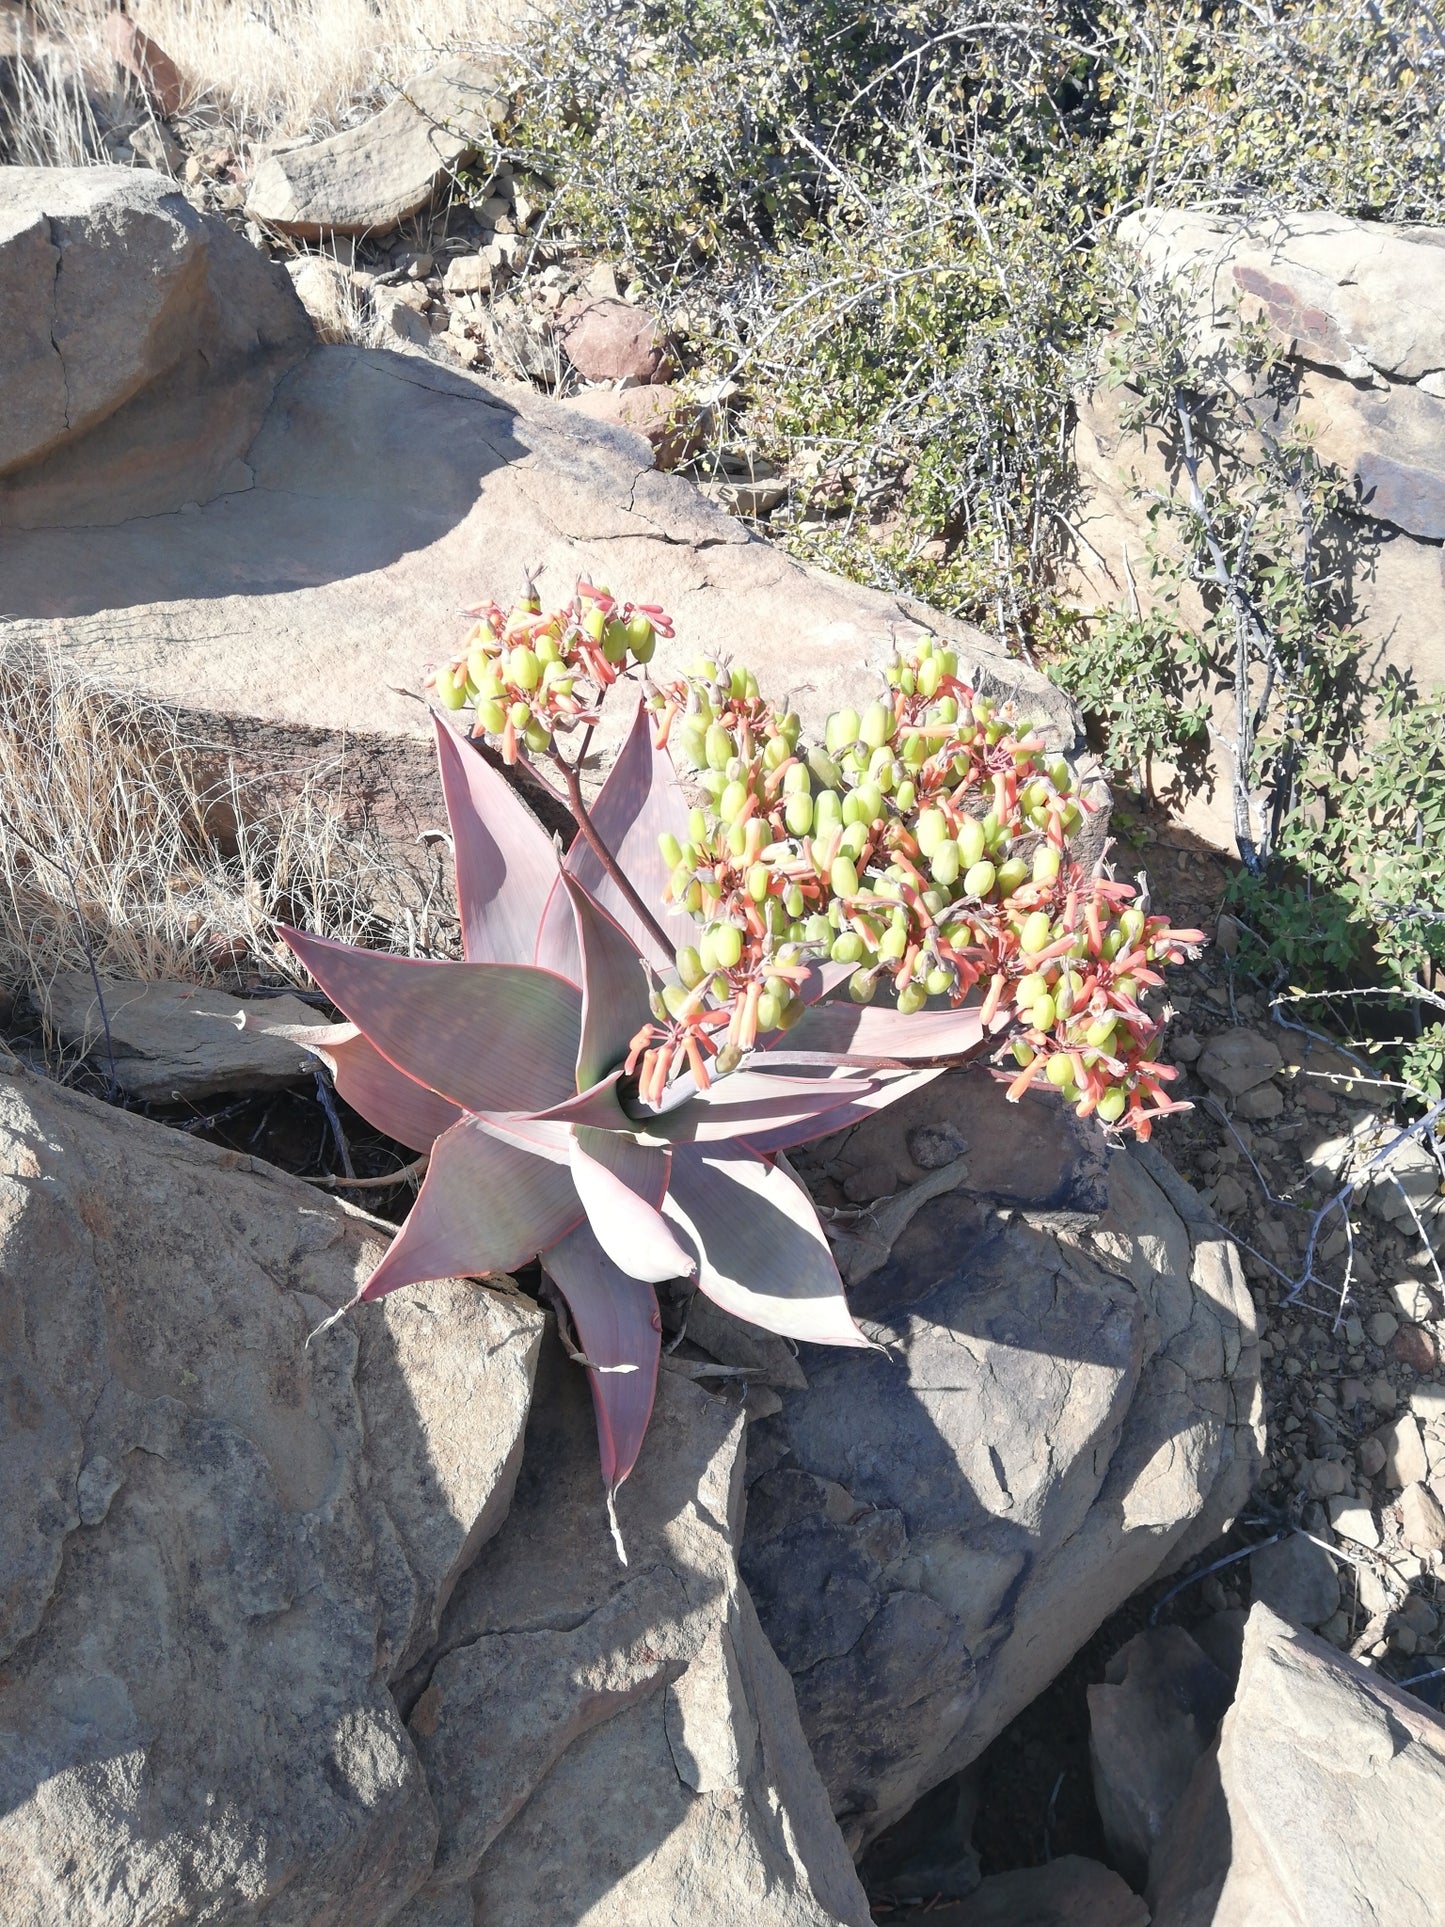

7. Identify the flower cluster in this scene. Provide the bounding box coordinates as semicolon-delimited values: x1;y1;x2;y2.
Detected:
428;580;674;763
636;637;1201;1136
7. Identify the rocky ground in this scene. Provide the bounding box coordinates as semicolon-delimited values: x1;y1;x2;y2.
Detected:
4;35;1445;1922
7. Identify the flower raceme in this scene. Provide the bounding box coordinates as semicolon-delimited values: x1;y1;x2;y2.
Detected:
285;585;1198;1539
280;708;982;1551
634;636;1202;1137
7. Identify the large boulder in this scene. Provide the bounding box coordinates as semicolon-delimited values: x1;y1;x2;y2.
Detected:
0;1059;544;1922
0;166;313;526
245;61;508;240
0;169;1099;899
1150;1602;1445;1925
1069;208;1445;850
730;1072;1262;1848
393;1335;872;1926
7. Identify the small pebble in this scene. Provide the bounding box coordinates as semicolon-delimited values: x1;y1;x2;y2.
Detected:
1368;1311;1400;1347
1329;1497;1381;1547
1319;1610;1352;1647
1357;1436;1388;1478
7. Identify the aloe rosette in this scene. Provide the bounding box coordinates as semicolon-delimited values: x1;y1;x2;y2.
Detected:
282;705;989;1540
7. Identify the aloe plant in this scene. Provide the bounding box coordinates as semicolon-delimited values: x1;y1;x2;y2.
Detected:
283;705;985;1547
283;581;1199;1543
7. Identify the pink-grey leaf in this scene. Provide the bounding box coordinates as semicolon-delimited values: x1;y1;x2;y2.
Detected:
664;1143;872;1348
534;1072;634;1132
541;1219;662;1495
534;870;583;982
563;873;654;1091
741;1064;945;1154
569;1125;693;1283
360;1115;582;1302
432;713;562;970
562;699;690;968
643;1066;907;1145
281;927;582;1114
779;996;997;1062
314;1023;464;1153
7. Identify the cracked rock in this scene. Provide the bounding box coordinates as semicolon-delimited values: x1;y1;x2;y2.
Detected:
0;1060;543;1923
741;1073;1262;1849
1148;1604;1445;1926
41;971;334;1102
394;1334;870;1926
0;166;312;526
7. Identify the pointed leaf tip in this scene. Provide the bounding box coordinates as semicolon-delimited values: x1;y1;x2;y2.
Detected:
432;712;562;971
543;1220;662;1499
665;1143;871;1349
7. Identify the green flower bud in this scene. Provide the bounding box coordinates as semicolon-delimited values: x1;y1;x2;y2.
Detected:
849;968;878;1004
474;697;507;735
860;701;895;749
658;832;684;870
831;931;866;964
524;720;551;753
1019;911;1053;954
712;922;745;970
510;646;542;691
1030;992;1057;1031
436;666;466;710
825;707;860;754
1045;1053;1074;1087
705;722;734;770
1012;1038;1037;1068
1033;844;1062;885
956;816;987;869
1096;1086;1127;1124
915;808;948;858
747;862;771;903
925;965;954;997
719;779;750;823
1086;1015;1118;1048
894;779;917;813
830;855;860;898
964;860;997;898
785;793;814;837
675;945;705;989
840;821;869;862
996;858;1030;898
897;982;928;1015
930;840;960;887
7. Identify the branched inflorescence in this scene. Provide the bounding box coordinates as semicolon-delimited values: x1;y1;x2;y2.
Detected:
433;586;1201;1139
431;578;672;762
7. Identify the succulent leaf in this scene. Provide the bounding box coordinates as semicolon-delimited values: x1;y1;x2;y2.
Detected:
541;1219;663;1502
781;996;997;1062
643;1065;912;1145
359;1115;583;1303
432;714;563;969
281;927;583;1115
569;1125;694;1284
740;1065;946;1154
562;873;655;1093
308;1023;463;1153
559;700;690;968
664;1143;873;1348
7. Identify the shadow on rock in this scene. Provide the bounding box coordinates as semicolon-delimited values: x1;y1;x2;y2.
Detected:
732;1071;1263;1851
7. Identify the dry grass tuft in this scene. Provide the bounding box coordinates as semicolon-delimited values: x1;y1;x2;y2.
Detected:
10;0;530;150
0;643;438;1019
